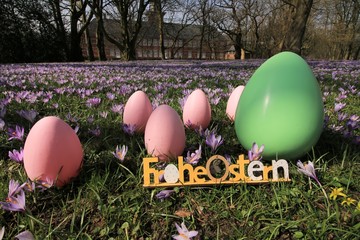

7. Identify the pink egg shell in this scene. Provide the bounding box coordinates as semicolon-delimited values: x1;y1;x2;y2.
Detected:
123;90;153;133
23;116;83;187
182;89;211;129
144;105;186;161
226;85;245;121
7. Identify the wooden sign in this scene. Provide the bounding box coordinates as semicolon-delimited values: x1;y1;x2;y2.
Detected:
143;154;291;188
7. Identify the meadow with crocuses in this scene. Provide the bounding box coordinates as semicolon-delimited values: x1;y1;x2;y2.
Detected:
0;59;359;239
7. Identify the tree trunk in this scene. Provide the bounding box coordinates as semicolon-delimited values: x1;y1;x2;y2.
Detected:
70;16;84;62
353;45;360;60
51;0;70;60
85;27;95;61
281;0;313;55
97;17;107;60
83;12;94;61
154;0;165;60
122;40;137;60
234;33;242;59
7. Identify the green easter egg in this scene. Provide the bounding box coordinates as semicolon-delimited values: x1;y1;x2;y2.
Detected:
235;52;324;160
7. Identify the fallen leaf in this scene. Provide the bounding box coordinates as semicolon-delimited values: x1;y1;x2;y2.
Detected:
174;209;192;218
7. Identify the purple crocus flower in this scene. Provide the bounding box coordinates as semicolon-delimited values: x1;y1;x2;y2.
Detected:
156;190;175;200
86;97;101;107
111;104;123;113
185;145;202;165
7;179;22;198
194;125;205;136
113;145;128;162
106;92;115;100
248;142;265;161
122;123;136;135
99;111;108;119
17;110;38;123
184;120;193;129
172;222;198;240
66;113;78;123
20;180;36;192
337;112;347;122
15;230;35;240
8;148;24;163
89;126;101;136
36;177;54;190
0;189;26;212
211;96;221;105
205;132;224;152
347;115;359;131
297;160;321;186
7;125;24;141
179;97;187;109
334;102;346;112
159;173;165;182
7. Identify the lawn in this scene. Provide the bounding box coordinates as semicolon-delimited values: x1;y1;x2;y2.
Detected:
0;59;359;239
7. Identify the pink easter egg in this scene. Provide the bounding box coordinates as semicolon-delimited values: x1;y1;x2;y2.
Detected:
226;85;245;121
144;105;186;161
183;89;211;129
23;116;83;187
123;90;153;133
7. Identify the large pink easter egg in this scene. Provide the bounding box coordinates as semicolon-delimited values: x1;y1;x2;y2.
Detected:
226;85;245;121
123;90;153;133
145;105;185;161
183;89;211;129
23;116;83;187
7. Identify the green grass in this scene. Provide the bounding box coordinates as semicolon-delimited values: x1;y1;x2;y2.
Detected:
0;61;359;239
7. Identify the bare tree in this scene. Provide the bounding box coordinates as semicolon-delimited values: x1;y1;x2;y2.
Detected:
89;0;108;60
82;6;95;61
213;0;246;59
68;0;94;61
242;0;272;57
49;0;70;60
101;0;149;60
279;0;314;55
333;0;360;59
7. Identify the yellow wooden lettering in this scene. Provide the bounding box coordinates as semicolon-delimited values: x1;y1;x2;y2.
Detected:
193;166;207;183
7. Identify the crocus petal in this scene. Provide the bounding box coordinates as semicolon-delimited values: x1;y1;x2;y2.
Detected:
15;230;35;240
187;230;199;238
8;179;21;198
175;223;183;235
258;144;265;153
180;222;189;233
0;226;4;240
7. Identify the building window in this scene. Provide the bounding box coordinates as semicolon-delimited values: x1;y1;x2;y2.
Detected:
153;39;159;46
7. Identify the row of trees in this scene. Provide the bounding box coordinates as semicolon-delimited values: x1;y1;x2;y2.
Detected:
0;0;359;63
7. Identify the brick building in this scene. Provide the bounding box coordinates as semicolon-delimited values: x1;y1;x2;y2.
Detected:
81;10;232;60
